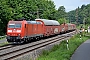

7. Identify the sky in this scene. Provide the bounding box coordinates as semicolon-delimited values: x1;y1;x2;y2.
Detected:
52;0;90;12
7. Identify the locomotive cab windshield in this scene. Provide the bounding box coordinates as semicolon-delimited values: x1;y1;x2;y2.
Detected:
8;23;22;28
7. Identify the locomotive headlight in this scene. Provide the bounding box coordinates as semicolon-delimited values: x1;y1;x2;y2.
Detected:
8;30;12;32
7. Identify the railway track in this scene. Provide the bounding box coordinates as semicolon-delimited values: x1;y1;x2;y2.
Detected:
0;44;16;50
0;31;76;60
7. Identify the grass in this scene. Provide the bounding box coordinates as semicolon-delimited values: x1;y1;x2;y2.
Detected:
0;36;8;46
0;42;9;46
0;37;6;40
37;33;89;60
76;24;88;29
0;36;6;40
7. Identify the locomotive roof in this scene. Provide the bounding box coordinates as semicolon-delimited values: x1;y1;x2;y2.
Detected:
35;19;60;25
27;21;41;24
9;21;22;23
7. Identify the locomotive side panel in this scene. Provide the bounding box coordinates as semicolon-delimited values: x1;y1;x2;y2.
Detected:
37;24;44;37
37;24;43;34
25;23;43;39
32;24;38;35
25;24;33;37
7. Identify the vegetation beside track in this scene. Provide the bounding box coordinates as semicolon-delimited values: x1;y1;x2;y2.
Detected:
0;35;6;40
0;42;9;46
0;37;7;46
37;33;89;60
0;37;6;40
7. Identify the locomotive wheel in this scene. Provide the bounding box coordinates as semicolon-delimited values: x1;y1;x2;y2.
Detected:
33;37;36;41
25;39;28;43
28;38;31;42
37;37;40;40
35;37;37;40
20;40;24;44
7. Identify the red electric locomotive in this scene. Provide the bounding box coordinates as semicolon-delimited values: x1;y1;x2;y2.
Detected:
6;19;43;43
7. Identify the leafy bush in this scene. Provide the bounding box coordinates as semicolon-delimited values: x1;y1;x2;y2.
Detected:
37;34;89;60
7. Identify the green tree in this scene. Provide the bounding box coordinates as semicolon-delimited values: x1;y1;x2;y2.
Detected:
55;6;67;21
58;18;66;24
68;4;90;25
0;0;57;35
